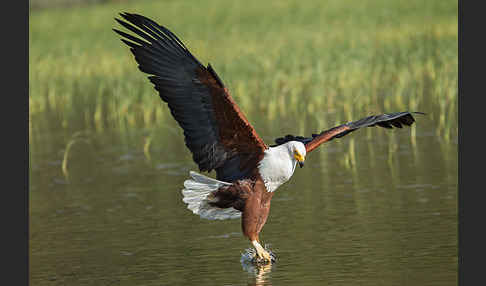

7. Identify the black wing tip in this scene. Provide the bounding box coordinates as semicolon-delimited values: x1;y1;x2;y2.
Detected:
116;12;133;23
272;110;426;147
112;27;125;36
350;111;426;128
119;11;138;19
114;12;185;49
116;12;173;37
115;13;144;29
411;111;426;116
115;12;153;32
121;12;150;25
396;111;426;125
402;111;426;118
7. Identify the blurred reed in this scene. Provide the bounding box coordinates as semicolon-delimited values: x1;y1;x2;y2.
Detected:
29;0;457;150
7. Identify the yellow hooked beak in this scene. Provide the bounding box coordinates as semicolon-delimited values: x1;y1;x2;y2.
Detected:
294;151;305;168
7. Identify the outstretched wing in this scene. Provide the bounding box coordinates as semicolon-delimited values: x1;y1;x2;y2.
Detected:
114;12;267;182
273;112;424;152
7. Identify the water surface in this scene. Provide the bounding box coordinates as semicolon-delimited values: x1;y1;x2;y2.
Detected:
29;111;457;286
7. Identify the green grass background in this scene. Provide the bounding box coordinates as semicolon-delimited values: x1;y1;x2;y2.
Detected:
29;0;458;141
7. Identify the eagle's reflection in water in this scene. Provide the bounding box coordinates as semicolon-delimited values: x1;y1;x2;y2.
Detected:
242;262;274;286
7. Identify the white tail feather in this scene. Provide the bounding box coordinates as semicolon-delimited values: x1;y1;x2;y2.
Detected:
181;171;241;220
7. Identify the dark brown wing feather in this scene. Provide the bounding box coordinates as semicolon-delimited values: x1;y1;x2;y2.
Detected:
114;12;267;182
196;66;268;180
273;111;424;152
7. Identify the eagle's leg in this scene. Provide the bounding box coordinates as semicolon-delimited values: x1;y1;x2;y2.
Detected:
241;176;274;263
252;239;272;262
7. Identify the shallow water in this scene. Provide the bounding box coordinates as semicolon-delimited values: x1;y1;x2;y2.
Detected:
29;112;457;285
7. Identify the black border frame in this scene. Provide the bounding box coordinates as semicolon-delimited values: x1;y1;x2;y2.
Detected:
12;0;28;285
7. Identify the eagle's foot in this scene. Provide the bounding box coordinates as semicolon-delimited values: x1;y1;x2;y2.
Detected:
256;249;272;263
251;240;274;264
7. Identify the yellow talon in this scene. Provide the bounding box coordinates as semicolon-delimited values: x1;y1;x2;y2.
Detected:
252;240;272;264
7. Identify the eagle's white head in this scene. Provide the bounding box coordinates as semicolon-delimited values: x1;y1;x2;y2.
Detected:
258;141;306;192
287;141;307;168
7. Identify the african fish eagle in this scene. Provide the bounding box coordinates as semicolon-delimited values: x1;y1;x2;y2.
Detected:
114;12;422;264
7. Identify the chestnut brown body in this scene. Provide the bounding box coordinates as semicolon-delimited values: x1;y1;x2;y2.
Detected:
209;174;272;242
